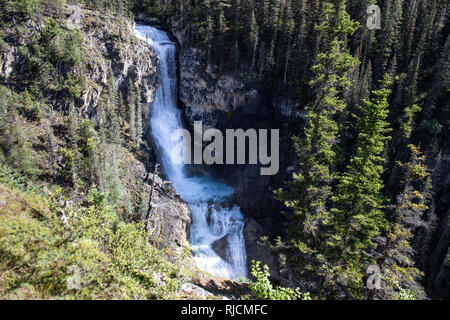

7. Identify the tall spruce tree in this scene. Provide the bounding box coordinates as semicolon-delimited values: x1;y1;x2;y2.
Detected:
328;75;393;298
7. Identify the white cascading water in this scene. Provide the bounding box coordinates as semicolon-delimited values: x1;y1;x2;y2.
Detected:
134;24;247;279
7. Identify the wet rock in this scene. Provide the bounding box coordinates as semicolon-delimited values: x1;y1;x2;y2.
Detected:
212;235;229;263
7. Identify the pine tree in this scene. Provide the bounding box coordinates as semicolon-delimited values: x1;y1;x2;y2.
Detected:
8;124;40;178
280;1;294;84
357;59;373;105
290;0;308;82
328;75;393;298
421;35;449;144
232;0;241;51
413;174;437;274
402;0;421;60
43;116;57;181
399;104;422;140
0;86;14;162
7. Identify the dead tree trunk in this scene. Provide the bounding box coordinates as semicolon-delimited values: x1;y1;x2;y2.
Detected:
145;163;160;232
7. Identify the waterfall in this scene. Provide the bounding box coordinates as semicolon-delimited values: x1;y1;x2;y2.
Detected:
134;24;247;279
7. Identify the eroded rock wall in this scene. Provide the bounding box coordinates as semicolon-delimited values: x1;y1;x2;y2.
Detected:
0;10;192;255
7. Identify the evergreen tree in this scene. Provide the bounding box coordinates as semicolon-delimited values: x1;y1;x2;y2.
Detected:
374;145;429;300
399;104;422;140
265;0;281;72
413;173;437;274
67;100;81;201
0;86;14;162
290;0;308;82
215;5;228;69
328;75;393;298
8;124;40;179
280;1;294;84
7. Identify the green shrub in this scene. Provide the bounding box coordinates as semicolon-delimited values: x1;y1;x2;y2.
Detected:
15;0;42;18
65;75;85;98
247;261;311;300
0;179;189;300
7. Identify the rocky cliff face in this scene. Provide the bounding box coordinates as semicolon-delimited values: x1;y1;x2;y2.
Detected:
0;11;158;112
145;174;192;253
0;9;192;255
177;46;306;275
78;15;159;115
179;47;302;223
124;156;191;255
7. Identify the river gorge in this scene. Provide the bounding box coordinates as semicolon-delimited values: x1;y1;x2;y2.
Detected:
135;24;247;279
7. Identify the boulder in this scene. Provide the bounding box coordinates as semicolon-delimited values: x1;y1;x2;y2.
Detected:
212;235;229;263
146;185;191;252
179;283;214;299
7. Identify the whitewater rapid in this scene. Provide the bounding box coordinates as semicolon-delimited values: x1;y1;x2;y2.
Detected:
134;24;247;279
